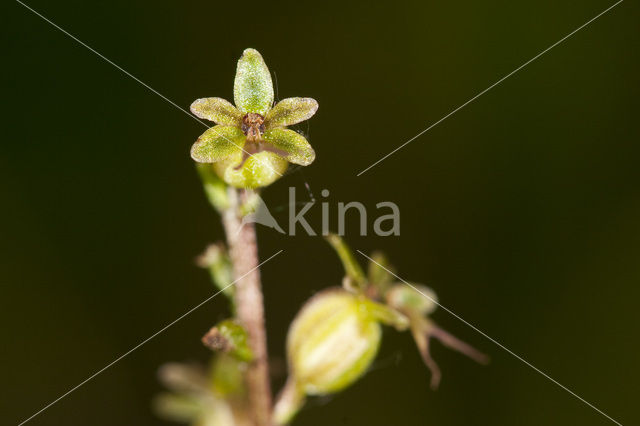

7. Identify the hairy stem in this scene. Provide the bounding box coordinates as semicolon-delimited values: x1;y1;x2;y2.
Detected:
222;188;272;426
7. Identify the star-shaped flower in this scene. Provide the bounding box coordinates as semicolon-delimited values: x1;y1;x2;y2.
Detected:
190;48;318;189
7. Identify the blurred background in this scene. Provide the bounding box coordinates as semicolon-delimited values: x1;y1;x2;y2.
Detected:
5;0;639;424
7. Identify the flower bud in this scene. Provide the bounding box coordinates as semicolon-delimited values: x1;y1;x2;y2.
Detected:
274;289;405;424
201;320;254;363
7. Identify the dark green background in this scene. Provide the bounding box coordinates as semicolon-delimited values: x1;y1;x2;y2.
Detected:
5;0;639;425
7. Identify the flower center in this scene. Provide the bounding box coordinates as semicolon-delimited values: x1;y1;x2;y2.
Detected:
242;113;265;142
234;113;288;170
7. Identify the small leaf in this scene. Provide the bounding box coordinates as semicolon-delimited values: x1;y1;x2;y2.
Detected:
190;97;243;126
265;97;318;129
191;125;245;163
234;48;274;115
263;128;316;166
214;151;288;189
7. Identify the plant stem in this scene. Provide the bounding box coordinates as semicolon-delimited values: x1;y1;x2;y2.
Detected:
222;188;272;426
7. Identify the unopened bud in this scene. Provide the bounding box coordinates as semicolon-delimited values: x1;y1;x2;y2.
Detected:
201;320;253;363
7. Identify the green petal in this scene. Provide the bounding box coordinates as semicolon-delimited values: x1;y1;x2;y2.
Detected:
265;97;318;129
190;125;245;163
233;48;274;115
190;97;243;126
214;151;288;189
263;128;315;166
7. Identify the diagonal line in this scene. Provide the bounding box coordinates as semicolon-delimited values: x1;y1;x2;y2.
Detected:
15;0;283;177
15;0;203;127
17;250;284;426
356;0;623;176
357;250;623;426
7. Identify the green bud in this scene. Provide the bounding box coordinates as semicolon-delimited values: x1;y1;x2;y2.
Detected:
201;319;254;363
274;289;407;424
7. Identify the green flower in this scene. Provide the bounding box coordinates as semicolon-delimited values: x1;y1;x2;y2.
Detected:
190;48;318;189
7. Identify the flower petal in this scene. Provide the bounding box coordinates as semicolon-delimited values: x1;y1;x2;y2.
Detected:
265;97;318;129
190;97;243;126
214;151;288;189
233;48;274;115
263;128;315;166
190;125;245;163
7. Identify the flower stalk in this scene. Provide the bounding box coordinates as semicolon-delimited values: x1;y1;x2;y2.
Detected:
221;187;272;426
